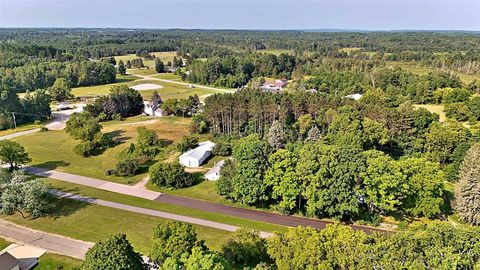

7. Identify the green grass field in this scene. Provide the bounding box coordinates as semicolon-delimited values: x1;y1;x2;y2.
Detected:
254;49;294;55
36;253;83;270
0;237;10;250
114;51;178;70
127;68;158;76
152;73;183;81
46;178;288;234
13;116;191;184
72;79;221;101
387;61;480;84
1;195;231;254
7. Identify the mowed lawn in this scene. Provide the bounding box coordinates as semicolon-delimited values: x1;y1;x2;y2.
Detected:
46;179;288;234
1;196;232;254
13;116;191;184
72;79;220;101
0;237;10;249
36;253;83;270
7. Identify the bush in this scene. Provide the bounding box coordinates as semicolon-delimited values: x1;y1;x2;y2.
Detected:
177;135;199;152
212;142;232;156
74;141;95;157
221;228;270;266
445;103;472;121
39;126;48;132
150;162;193;189
96;112;108;122
114;159;140;177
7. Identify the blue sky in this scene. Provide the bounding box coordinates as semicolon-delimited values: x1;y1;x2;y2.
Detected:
0;0;479;30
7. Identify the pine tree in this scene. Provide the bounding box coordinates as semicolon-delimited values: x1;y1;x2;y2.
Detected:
305;126;321;142
155;58;165;73
117;60;126;75
151;90;162;112
455;143;480;225
267;120;285;150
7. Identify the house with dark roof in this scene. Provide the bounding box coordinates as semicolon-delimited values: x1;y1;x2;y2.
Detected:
0;252;20;270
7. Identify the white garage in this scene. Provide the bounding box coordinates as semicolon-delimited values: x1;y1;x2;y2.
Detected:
179;141;215;168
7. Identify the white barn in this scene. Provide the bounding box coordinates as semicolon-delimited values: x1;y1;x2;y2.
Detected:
179;141;215;168
205;160;225;181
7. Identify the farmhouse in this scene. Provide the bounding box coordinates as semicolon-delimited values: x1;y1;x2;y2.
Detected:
179;141;215;168
205;160;225;181
261;79;288;93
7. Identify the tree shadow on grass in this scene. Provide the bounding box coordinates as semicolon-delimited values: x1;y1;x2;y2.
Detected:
106;129;131;143
34;161;70;170
47;187;93;220
160;139;173;147
190;172;206;186
49;197;89;220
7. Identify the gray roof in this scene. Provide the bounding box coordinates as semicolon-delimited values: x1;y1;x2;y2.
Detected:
0;252;19;270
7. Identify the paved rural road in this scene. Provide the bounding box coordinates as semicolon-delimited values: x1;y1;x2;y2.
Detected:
26;166;385;234
52;190;273;238
0;219;93;259
0;128;41;140
0;105;84;140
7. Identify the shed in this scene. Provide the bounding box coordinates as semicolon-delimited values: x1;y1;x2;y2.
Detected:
179;141;215;168
205;160;225;181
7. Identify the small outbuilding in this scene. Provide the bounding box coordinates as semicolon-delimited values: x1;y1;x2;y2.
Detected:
179;141;215;168
205;160;225;181
344;93;363;101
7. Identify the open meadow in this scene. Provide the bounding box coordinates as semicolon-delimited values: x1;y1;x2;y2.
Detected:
72;79;222;101
13;116;191;184
114;51;178;69
387;61;480;84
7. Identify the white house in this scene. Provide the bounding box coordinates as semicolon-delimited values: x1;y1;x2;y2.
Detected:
179;141;215;168
205;160;225;181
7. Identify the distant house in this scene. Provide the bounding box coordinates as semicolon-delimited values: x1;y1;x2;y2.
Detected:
144;101;167;117
205;160;225;181
344;93;363;101
261;79;289;93
179;141;215;168
0;252;20;270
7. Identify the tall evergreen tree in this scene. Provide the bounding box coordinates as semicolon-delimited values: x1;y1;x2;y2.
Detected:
455;143;480;225
266;120;285;150
118;60;127;75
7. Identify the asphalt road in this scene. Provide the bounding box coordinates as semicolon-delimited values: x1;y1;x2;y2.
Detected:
0;220;93;259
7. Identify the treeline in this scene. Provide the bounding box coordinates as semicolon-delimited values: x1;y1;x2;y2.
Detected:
187;53;296;88
0;77;51;129
0;60;116;92
82;220;480;270
203;88;477;221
